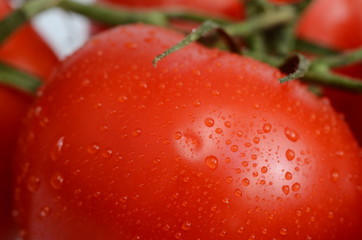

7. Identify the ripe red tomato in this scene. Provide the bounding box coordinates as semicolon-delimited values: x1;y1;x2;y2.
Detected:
14;24;362;240
0;0;59;238
297;0;362;145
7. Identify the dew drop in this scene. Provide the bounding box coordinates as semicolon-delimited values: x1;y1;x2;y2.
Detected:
226;176;233;183
242;178;250;186
285;128;299;142
50;173;64;190
215;128;223;134
224;121;231;128
87;144;100;154
222;197;230;204
286;149;295;161
174;131;183;140
263;123;272;133
205;156;218;170
331;170;339;182
280;228;288;236
204;118;215;127
118;95;128;103
132;128;142;137
38;206;51;218
27;176;41;192
261;166;268;173
230;145;238;152
237;226;244;234
181;221;191;231
282;185;290;195
292;183;301;192
285;172;293;180
234;188;242;197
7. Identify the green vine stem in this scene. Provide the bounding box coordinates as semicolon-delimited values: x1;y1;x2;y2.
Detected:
313;48;362;68
0;0;61;43
0;62;41;95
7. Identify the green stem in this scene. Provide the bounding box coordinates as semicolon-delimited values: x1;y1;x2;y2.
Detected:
295;39;339;56
59;0;168;27
314;48;362;68
303;64;362;93
0;62;42;95
0;0;61;44
225;6;295;36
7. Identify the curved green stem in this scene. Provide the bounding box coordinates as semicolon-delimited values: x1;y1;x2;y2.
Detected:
0;62;42;95
303;64;362;93
225;6;295;36
0;0;61;44
314;48;362;68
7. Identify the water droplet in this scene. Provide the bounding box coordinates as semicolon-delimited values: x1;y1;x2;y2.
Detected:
174;131;182;140
132;128;142;137
230;145;238;152
38;206;51;218
100;124;109;132
87;144;100;154
226;176;233;183
242;178;250;186
331;170;339;182
242;161;249;167
327;211;334;219
280;228;288;236
50;173;64;190
292;183;300;192
261;166;268;173
102;148;113;158
222;197;230;204
175;232;182;239
263;123;272;133
253;137;260;144
205;156;218;170
27;176;41;192
56;137;64;152
215;128;223;134
262;228;268;234
234;188;242;197
204;118;215;127
219;230;227;237
237;226;244;234
224;121;231;128
248;234;256;240
285;172;293;180
285;128;299;142
286;149;295;161
118;95;128;103
282;185;290;195
181;221;191;230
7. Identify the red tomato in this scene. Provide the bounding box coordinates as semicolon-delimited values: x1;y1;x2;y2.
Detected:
0;0;59;238
297;0;362;145
14;24;362;240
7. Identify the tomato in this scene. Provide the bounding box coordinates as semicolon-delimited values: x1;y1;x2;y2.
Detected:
0;0;59;238
14;24;362;240
297;0;362;145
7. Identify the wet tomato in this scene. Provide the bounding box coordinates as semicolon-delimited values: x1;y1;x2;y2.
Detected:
297;0;362;145
0;0;58;238
14;24;362;240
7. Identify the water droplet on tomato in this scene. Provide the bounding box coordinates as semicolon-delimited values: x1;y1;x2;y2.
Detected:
263;123;272;133
38;206;51;218
242;178;250;186
181;221;191;230
331;170;339;182
284;128;299;142
222;197;230;204
56;137;64;152
262;228;268;234
224;121;231;128
230;145;238;152
261;166;268;173
132;129;142;137
286;149;295;161
87;144;100;154
50;173;64;190
205;156;218;170
27;176;41;192
248;234;256;240
118;95;128;103
237;226;244;234
215;128;223;134
234;188;242;197
292;183;301;192
174;131;183;140
174;232;182;239
226;176;233;183
285;172;293;180
280;228;288;236
204;118;215;127
282;185;290;195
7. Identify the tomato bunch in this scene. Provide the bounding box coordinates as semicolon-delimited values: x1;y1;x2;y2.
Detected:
1;0;361;240
0;0;58;238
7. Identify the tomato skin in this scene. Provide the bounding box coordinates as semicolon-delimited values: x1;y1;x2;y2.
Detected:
297;0;362;145
0;0;59;238
14;24;362;240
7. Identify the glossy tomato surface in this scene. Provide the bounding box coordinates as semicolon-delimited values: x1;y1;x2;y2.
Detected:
15;24;362;240
298;0;362;145
0;0;59;238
